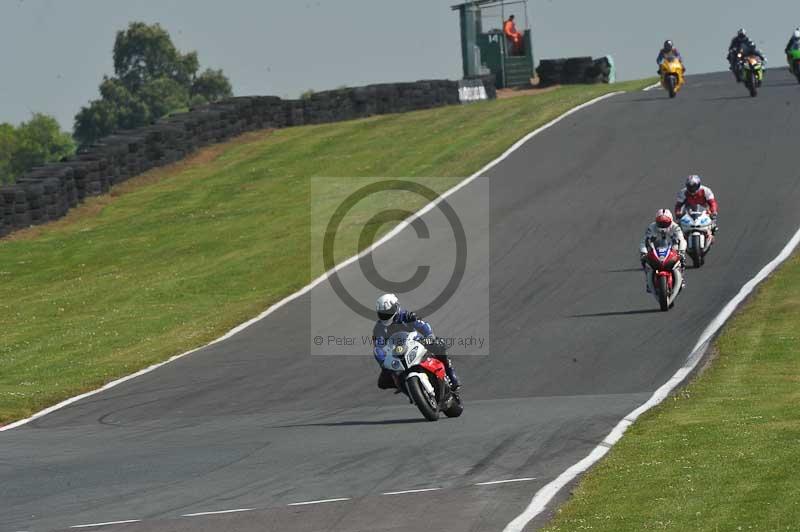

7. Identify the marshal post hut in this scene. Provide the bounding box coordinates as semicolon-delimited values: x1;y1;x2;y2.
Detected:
452;0;535;89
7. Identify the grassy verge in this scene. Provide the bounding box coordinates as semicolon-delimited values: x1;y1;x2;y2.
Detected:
0;79;653;424
542;253;800;531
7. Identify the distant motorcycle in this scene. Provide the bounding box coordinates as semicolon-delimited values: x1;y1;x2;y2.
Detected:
644;241;684;312
679;208;715;268
731;49;745;82
743;55;764;97
787;44;800;83
659;56;685;98
381;331;463;421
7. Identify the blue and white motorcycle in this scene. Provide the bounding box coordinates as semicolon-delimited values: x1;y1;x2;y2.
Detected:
679;207;715;268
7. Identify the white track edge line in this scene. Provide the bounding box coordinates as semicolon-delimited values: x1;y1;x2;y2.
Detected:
287;497;351;506
0;90;623;433
475;477;536;486
70;520;141;528
643;81;661;91
182;508;254;517
382;487;442;495
503;223;800;532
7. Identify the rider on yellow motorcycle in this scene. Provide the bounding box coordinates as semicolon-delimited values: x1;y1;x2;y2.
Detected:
657;40;686;73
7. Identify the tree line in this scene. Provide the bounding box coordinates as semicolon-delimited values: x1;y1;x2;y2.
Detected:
1;22;233;184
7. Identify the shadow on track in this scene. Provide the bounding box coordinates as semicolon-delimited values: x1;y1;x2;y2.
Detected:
613;96;664;103
571;309;661;318
275;418;428;428
607;267;643;273
704;94;753;101
766;80;800;87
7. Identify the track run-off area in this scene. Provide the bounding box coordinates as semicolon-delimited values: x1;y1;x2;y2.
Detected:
3;70;800;532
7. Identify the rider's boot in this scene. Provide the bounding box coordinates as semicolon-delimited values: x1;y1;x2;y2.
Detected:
680;258;687;288
377;369;397;390
444;360;461;391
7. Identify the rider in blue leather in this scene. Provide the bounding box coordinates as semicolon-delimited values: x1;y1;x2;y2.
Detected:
656;40;685;74
657;40;682;64
372;293;460;391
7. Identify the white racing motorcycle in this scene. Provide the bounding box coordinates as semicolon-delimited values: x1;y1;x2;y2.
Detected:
382;331;463;422
679;207;715;268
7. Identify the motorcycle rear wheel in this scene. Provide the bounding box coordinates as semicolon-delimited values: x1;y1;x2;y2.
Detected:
407;376;439;421
658;276;669;312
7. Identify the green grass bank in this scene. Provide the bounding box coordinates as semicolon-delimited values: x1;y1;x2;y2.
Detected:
543;254;800;531
0;79;653;424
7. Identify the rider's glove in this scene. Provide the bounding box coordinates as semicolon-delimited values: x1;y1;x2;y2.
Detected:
406;311;418;322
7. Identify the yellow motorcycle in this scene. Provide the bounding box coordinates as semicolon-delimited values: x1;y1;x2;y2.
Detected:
659;56;685;98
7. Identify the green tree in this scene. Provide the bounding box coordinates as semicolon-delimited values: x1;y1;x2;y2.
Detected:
191;68;233;104
0;114;75;184
74;22;233;146
112;22;199;90
0;124;15;183
139;77;189;117
74;78;151;145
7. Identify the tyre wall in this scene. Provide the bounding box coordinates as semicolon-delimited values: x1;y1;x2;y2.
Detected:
536;56;614;87
0;76;496;238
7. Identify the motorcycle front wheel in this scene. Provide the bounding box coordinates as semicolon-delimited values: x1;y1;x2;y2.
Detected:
732;63;743;82
667;75;677;98
690;235;702;268
407;376;439;421
658;276;669;312
748;76;758;97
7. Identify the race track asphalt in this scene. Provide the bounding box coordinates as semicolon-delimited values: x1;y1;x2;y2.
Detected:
4;70;800;532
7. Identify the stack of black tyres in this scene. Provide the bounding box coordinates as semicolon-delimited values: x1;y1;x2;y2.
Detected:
0;77;498;239
588;57;613;84
536;59;567;87
563;57;595;84
0;188;12;237
536;56;613;86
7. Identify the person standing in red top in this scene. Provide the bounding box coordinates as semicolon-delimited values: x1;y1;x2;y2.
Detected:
675;175;719;232
503;15;523;56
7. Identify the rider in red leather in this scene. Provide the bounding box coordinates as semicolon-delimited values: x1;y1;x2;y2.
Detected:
674;174;718;231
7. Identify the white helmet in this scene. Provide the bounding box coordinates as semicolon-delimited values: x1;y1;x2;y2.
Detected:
655;208;674;229
794;28;800;39
376;293;399;325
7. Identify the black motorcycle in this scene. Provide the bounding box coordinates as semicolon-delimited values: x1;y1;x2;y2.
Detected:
730;48;745;83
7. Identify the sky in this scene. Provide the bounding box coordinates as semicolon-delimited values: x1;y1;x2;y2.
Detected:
1;0;797;131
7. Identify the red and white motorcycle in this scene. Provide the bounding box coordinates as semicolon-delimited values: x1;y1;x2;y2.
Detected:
382;331;463;421
644;241;685;312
